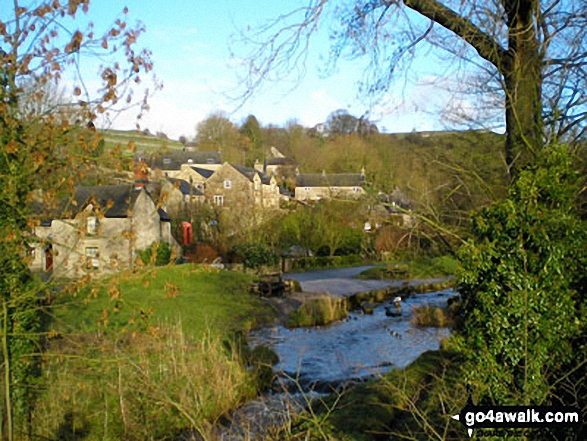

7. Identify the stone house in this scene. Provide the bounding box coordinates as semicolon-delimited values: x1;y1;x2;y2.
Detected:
30;185;181;279
157;177;205;218
204;162;281;210
139;151;223;179
295;169;367;201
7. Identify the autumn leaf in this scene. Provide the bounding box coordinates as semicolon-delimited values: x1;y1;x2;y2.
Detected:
5;140;18;154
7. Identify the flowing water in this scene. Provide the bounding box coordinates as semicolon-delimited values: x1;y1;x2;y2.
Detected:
214;269;455;439
249;287;453;392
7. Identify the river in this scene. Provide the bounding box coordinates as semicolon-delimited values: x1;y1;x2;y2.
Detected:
215;266;454;440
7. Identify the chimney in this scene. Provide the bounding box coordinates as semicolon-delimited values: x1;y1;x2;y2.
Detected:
134;159;149;190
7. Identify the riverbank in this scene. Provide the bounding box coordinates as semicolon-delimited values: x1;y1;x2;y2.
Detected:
35;264;280;441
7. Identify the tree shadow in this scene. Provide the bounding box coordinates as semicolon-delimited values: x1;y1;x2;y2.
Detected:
54;412;90;441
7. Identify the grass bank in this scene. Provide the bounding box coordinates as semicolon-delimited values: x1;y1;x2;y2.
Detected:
33;264;278;440
287;349;465;441
356;254;460;281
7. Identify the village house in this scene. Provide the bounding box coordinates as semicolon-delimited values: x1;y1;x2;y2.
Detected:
253;147;298;179
295;168;367;201
138;151;223;179
157;177;205;218
204;162;281;209
29;185;181;279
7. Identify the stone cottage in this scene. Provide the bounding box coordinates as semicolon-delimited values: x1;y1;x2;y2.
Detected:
30;185;181;279
204;162;281;209
295;169;367;201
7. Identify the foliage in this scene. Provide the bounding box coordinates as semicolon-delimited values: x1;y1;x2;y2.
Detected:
195;112;253;164
230;242;279;270
138;241;172;266
0;2;154;438
452;144;587;406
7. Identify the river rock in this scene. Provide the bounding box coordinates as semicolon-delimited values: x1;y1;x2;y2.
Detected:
361;301;375;314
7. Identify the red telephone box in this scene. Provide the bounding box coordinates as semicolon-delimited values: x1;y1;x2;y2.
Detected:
181;222;193;246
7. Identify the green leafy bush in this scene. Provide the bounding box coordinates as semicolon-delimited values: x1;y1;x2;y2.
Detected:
230;243;279;270
452;144;587;405
139;242;172;266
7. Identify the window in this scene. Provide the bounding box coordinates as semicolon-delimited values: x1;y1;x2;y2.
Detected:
213;195;224;206
305;187;310;192
332;187;338;193
223;180;232;189
163;158;171;165
85;247;99;269
87;216;98;235
206;158;214;164
353;187;361;193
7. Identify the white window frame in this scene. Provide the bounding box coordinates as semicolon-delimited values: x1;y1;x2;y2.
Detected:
213;195;224;206
85;246;100;269
87;216;98;235
223;180;232;189
163;158;171;165
353;187;361;193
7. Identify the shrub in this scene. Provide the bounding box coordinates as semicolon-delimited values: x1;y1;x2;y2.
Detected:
451;144;587;406
230;243;279;270
139;242;172;266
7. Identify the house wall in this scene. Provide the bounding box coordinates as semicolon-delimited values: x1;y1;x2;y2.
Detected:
174;164;213;183
30;189;182;279
33;215;132;279
294;186;366;201
205;165;254;208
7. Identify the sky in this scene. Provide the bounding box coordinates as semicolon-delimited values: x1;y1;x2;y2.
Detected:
13;0;501;139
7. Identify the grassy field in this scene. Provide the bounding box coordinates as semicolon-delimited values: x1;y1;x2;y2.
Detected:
100;128;184;154
51;264;277;337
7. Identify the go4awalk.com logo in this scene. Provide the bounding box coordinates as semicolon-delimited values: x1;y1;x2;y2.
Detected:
451;398;582;438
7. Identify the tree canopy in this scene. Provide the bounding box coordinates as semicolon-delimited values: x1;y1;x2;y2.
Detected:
235;0;587;173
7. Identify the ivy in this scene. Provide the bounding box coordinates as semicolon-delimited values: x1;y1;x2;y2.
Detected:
451;144;587;406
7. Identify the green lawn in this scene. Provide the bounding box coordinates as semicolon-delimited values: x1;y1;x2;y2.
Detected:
100;129;184;153
51;264;277;338
356;254;460;280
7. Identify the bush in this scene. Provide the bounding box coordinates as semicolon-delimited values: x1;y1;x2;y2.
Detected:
139;242;172;266
452;144;587;406
230;243;279;270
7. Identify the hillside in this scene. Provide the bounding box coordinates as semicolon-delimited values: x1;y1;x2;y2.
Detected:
100;128;184;153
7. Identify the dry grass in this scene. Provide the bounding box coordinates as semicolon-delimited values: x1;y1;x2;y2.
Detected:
411;304;454;328
32;323;257;440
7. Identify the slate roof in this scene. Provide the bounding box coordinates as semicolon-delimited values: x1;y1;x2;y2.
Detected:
166;178;204;196
231;164;273;185
36;185;171;221
190;166;215;179
266;156;296;166
296;173;364;188
147;151;222;170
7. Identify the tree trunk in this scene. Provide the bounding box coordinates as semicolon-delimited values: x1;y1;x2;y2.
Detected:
502;0;543;172
403;0;543;174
